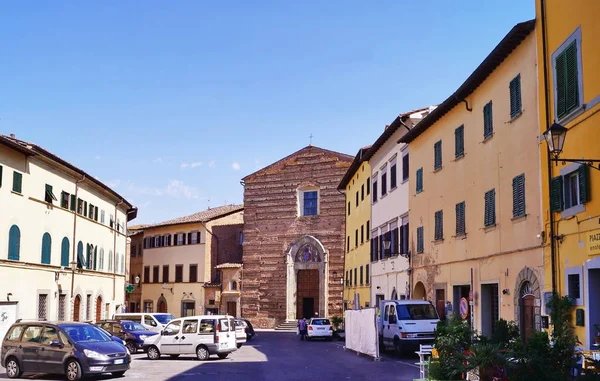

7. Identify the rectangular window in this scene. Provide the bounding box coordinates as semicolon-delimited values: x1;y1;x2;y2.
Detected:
100;210;105;223
400;217;409;255
355;229;358;248
381;168;387;196
434;140;442;170
355;191;359;207
366;264;370;284
144;266;150;283
88;204;94;220
483;101;493;139
175;265;183;282
163;265;169;283
38;294;48;320
12;171;22;193
509;74;522;118
303;191;318;216
390;161;397;189
190;232;199;244
345;271;349;286
70;195;76;211
455;125;465;158
456;201;466;236
370;234;379;262
361;225;364;244
189;264;198;283
131;245;137;258
566;267;583;305
153;266;159;283
361;184;365;201
347;236;350;252
94;206;98;222
83;201;88;217
551;165;590;213
568;274;580;300
354;268;357;287
366;178;370;195
360;266;364;285
512;174;526;218
58;294;66;321
402;153;409;182
416;227;424;254
0;165;2;188
45;184;56;204
391;224;398;256
416;168;423;193
348;201;351;216
484;189;496;227
61;191;69;208
349;268;353;286
77;199;84;214
553;35;581;120
366;220;370;240
434;210;444;241
177;233;185;246
372;178;378;202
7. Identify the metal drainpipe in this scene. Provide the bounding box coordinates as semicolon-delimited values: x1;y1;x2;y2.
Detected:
70;175;86;299
113;199;124;304
540;0;557;294
200;222;220;311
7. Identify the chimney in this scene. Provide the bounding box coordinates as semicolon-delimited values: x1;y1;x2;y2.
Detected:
10;133;15;139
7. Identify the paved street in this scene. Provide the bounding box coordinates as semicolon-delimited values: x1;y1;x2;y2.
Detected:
1;332;419;381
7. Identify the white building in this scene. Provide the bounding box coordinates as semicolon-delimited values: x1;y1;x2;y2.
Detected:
0;133;136;339
367;107;435;306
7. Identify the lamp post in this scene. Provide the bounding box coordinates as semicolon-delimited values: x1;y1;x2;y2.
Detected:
543;123;600;170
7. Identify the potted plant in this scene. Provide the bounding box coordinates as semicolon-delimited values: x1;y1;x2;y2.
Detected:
331;316;344;340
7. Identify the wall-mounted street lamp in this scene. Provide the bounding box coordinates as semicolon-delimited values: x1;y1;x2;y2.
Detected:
543;123;600;171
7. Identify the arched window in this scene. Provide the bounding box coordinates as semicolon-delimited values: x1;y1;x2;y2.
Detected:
61;237;70;267
115;253;120;274
99;248;104;270
41;233;52;264
93;247;98;270
108;250;113;272
231;281;238;291
86;244;93;270
121;254;125;274
77;241;84;268
8;225;21;260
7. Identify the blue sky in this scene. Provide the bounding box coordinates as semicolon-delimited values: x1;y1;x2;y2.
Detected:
1;1;534;224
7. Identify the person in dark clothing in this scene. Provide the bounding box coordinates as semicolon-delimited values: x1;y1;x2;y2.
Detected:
298;318;307;340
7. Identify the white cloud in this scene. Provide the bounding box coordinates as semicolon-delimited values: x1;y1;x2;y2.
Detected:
208;160;216;168
232;162;240;171
153;157;163;164
181;161;202;169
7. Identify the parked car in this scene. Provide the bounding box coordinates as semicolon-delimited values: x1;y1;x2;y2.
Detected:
306;318;333;341
1;321;130;381
113;313;175;333
95;325;126;346
233;320;247;348
95;320;158;354
234;318;256;341
145;315;237;360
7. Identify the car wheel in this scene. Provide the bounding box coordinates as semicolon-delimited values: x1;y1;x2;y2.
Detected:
65;359;82;381
126;341;138;354
5;357;23;379
236;344;242;349
196;345;210;361
217;353;228;359
147;345;161;360
111;371;126;377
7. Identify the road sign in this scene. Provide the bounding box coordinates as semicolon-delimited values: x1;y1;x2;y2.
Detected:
125;284;135;293
459;297;469;320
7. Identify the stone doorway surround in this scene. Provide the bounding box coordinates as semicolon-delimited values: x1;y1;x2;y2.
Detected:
513;266;541;333
285;235;328;321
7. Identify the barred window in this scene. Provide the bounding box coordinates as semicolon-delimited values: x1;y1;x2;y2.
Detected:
58;294;66;321
38;294;48;320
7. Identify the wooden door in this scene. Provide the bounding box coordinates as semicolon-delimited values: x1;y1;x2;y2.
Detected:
227;302;237;317
95;296;102;321
73;295;81;321
521;295;535;341
435;289;446;319
296;269;320;319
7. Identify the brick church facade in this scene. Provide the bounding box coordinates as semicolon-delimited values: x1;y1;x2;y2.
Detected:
240;145;353;328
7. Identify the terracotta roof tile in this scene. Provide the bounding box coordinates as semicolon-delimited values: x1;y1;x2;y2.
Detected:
142;204;243;229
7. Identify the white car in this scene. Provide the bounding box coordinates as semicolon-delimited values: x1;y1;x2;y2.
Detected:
234;320;247;348
306;318;333;341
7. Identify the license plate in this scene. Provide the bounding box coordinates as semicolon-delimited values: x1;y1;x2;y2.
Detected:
318;328;325;330
114;359;124;365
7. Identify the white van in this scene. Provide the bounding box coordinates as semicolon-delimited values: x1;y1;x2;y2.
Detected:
378;299;440;355
145;315;237;360
113;313;175;333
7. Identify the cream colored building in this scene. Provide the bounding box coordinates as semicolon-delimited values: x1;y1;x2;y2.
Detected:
138;205;243;318
0;133;136;340
367;107;434;307
399;21;544;339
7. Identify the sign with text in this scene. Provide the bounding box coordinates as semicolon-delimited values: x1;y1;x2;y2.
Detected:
587;229;600;256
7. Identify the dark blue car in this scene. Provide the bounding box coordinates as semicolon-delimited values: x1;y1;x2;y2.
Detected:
1;321;130;380
95;320;158;354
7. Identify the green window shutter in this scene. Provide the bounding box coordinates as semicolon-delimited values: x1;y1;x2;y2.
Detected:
435;210;443;240
94;206;99;221
417;227;424;253
0;165;3;188
484;189;496;226
416;168;423;193
550;176;564;212
555;40;580;119
456;201;466;236
510;74;522;118
434;141;442;170
41;233;52;264
455;125;464;158
555;50;567;118
12;171;22;193
83;201;88;217
77;241;85;268
70;195;76;211
512;174;526;218
93;247;98;270
483;101;493;138
578;165;590;203
61;237;70;267
8;225;21;260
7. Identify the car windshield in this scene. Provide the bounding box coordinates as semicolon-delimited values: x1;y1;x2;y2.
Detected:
155;314;176;324
396;304;438;320
311;319;331;326
61;325;111;343
121;321;146;331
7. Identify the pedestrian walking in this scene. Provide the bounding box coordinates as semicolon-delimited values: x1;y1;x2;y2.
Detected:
298;318;307;340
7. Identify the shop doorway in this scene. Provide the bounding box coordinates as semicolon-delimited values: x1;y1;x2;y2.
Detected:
480;283;499;338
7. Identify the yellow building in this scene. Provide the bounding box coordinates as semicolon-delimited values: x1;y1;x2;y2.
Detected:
536;0;600;348
399;20;545;339
338;147;372;309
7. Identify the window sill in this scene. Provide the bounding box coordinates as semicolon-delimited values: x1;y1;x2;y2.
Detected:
390;186;397;192
433;239;444;244
484;224;497;232
454;233;467;240
482;134;494;143
381;193;388;199
508;110;524;123
453;153;465;162
433;167;443;173
511;214;528;223
11;191;23;197
416;190;423;195
401;178;409;184
557;105;585;126
561;204;585;219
